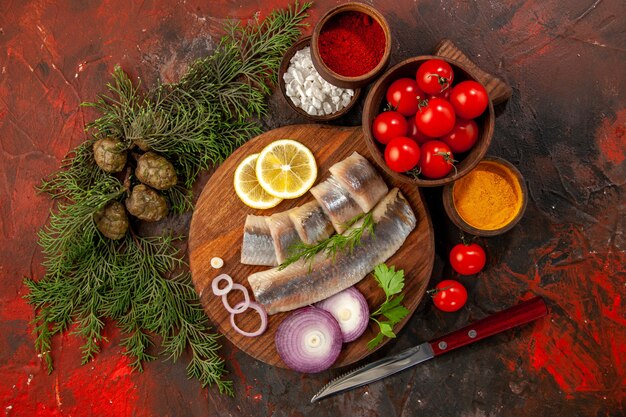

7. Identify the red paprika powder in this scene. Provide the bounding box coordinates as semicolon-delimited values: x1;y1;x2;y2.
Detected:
318;11;386;77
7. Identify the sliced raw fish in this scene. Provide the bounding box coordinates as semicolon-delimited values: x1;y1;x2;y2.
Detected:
266;210;303;264
329;151;389;212
248;188;416;315
240;215;277;266
288;201;335;245
310;176;364;234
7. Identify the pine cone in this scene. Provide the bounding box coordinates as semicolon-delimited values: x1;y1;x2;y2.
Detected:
93;137;127;173
125;184;168;222
135;152;178;190
94;201;129;240
133;138;151;152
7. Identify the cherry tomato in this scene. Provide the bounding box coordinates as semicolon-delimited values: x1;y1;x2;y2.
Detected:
432;280;467;312
430;89;451;101
419;140;455;179
440;119;479;153
406;115;430;145
415;98;456;138
384;137;420;172
416;59;454;95
386;78;424;117
372;111;408;145
449;81;489;119
450;243;486;275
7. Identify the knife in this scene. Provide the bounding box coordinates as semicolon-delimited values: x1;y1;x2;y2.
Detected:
311;296;547;403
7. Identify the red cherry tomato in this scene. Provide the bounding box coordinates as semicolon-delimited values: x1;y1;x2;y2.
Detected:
419;140;455;179
450;243;486;275
432;280;467;312
449;81;489;119
416;59;454;95
440;119;479;153
386;78;424;117
406;115;430;145
415;98;456;137
372;111;408;145
430;88;451;101
384;137;420;172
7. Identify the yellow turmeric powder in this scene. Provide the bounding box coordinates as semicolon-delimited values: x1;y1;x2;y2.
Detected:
452;161;523;230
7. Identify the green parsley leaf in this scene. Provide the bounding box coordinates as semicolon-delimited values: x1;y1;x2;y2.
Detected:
382;301;410;324
367;264;410;350
367;333;385;350
379;321;396;338
373;264;405;297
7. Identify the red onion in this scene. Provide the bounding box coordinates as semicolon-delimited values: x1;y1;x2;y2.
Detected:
314;286;369;342
221;283;250;314
230;301;268;337
212;274;233;296
275;307;342;373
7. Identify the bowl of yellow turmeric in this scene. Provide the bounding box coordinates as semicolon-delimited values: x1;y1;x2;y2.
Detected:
442;156;528;236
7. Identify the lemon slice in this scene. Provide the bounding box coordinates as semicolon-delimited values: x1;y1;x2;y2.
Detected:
255;139;317;199
234;153;283;209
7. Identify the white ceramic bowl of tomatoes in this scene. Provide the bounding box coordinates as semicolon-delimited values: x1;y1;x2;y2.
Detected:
362;56;494;187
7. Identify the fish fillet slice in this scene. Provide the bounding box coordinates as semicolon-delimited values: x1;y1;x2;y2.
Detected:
240;215;277;266
310;176;364;234
266;210;303;264
288;201;335;245
329;151;389;212
248;188;416;315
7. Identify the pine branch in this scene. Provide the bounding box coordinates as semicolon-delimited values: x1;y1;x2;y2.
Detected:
25;1;312;395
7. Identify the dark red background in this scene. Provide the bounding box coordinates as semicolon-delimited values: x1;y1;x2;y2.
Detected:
1;0;624;416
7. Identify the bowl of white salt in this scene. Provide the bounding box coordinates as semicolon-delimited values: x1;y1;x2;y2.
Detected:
279;36;361;121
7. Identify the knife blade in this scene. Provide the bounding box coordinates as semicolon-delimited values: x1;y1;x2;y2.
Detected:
311;296;547;403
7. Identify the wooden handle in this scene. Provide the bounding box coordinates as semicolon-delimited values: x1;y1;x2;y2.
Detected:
434;39;512;106
429;297;547;356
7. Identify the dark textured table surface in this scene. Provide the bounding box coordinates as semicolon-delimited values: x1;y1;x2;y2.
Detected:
1;1;624;416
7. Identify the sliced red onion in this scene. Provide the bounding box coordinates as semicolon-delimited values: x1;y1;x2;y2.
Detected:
212;274;233;296
275;307;342;373
221;283;250;314
230;301;268;337
314;286;369;343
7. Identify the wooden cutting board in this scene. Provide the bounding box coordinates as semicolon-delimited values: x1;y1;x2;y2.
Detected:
189;124;435;369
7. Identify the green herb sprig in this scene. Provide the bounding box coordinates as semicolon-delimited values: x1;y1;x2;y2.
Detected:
25;1;312;396
367;264;410;349
278;211;375;270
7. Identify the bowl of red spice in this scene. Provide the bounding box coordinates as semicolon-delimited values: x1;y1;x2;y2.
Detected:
310;3;392;89
362;55;496;187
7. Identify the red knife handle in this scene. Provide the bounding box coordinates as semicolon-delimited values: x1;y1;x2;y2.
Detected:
429;296;548;356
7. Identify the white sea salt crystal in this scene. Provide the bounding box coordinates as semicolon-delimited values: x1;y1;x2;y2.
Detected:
313;89;324;101
293;69;303;84
282;46;354;116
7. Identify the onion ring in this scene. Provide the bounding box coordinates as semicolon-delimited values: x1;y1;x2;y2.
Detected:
221;283;250;314
211;274;233;296
229;301;268;337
